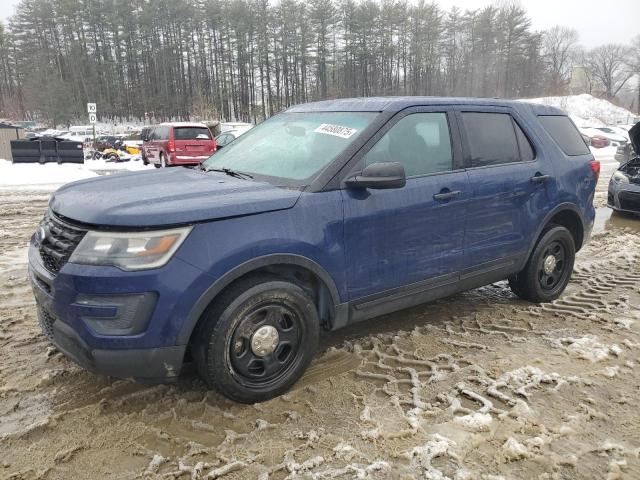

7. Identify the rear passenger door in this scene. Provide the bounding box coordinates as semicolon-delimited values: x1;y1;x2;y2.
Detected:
456;107;554;274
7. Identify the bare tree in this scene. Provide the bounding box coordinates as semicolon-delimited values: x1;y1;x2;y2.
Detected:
542;26;578;95
587;43;634;99
629;35;640;114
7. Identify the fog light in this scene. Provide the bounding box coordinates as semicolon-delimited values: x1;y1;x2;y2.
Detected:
74;293;157;336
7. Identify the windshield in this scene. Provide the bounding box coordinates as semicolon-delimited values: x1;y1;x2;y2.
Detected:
203;112;376;182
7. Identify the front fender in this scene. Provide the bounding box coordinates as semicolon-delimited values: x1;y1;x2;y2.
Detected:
175;253;342;345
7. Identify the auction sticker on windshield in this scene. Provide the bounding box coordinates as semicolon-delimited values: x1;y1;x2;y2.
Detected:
314;124;358;139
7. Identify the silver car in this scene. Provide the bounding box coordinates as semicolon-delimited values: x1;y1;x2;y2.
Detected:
608;123;640;215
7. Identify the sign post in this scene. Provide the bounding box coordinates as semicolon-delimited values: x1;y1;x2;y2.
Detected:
87;103;97;145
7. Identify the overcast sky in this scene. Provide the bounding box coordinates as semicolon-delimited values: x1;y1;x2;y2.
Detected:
0;0;638;48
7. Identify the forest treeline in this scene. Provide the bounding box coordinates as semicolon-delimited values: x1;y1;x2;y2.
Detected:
0;0;637;126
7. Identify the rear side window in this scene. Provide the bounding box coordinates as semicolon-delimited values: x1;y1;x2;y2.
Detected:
461;112;519;167
538;115;590;156
174;127;212;140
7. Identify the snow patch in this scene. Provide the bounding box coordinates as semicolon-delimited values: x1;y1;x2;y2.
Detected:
521;94;636;127
502;437;530;461
556;336;613;362
453;412;492;432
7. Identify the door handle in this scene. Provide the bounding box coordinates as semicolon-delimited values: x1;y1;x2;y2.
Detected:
530;174;551;183
433;190;461;201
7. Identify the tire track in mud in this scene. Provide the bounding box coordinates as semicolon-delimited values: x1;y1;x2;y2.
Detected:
0;191;639;479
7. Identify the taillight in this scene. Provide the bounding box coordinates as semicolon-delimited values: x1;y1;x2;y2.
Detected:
589;160;600;181
167;140;175;152
211;140;217;152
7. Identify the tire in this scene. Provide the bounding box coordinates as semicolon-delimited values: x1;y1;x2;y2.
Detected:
142;152;149;166
508;225;575;303
160;153;167;168
193;276;319;403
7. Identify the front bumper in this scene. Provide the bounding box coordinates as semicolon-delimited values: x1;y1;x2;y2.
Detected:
28;239;211;382
608;179;640;215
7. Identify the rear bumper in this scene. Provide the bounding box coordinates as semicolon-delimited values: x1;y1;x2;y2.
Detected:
169;153;210;165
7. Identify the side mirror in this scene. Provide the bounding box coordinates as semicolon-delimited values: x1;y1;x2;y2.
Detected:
345;162;406;190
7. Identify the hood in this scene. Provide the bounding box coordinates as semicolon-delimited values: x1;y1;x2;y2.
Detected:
50;168;301;228
630;122;640;153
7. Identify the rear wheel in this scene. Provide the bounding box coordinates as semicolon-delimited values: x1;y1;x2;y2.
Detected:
160;153;167;168
193;276;319;403
509;225;575;303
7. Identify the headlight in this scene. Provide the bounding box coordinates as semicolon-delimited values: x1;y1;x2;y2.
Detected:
69;226;192;271
612;171;629;184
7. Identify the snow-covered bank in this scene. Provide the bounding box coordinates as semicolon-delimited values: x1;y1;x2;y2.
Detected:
520;94;637;128
0;158;154;191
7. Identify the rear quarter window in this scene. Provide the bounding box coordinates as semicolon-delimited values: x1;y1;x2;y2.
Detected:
538;115;590;156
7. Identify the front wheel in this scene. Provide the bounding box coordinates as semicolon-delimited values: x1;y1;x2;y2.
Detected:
193;277;319;403
509;225;575;303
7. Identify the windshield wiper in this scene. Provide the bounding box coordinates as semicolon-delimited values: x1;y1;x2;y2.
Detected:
203;167;253;179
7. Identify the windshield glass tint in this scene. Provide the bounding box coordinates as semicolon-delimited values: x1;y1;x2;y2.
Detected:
174;127;211;140
203;112;376;181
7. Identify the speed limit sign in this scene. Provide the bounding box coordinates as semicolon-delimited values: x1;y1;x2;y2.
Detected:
87;103;97;113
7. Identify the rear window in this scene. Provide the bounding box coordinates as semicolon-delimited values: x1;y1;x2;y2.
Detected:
538;115;590;156
461;112;520;167
174;127;212;140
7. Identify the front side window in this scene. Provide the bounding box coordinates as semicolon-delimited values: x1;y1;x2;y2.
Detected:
203;112;376;182
363;113;453;177
462;112;520;167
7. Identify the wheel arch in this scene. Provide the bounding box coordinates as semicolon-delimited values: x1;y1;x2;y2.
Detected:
178;254;343;345
525;204;586;265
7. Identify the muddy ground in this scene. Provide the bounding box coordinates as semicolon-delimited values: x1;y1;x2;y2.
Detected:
1;163;639;480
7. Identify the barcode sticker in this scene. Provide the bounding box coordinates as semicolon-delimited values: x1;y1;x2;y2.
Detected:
314;124;357;139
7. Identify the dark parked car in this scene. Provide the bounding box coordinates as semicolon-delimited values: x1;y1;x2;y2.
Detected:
141;122;216;167
28;97;598;403
608;123;640;215
92;135;119;154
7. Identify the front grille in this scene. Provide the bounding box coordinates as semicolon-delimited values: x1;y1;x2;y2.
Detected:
38;211;87;275
37;305;56;341
619;191;640;212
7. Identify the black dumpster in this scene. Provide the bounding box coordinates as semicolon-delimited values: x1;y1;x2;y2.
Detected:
57;140;85;164
10;138;85;164
9;139;41;163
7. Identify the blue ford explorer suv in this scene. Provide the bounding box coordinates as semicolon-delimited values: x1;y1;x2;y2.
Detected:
29;97;598;403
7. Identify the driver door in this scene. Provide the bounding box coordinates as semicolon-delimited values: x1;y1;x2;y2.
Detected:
341;108;470;311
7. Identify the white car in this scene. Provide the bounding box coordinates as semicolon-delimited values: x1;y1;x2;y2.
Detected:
220;122;253;136
580;127;627;147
